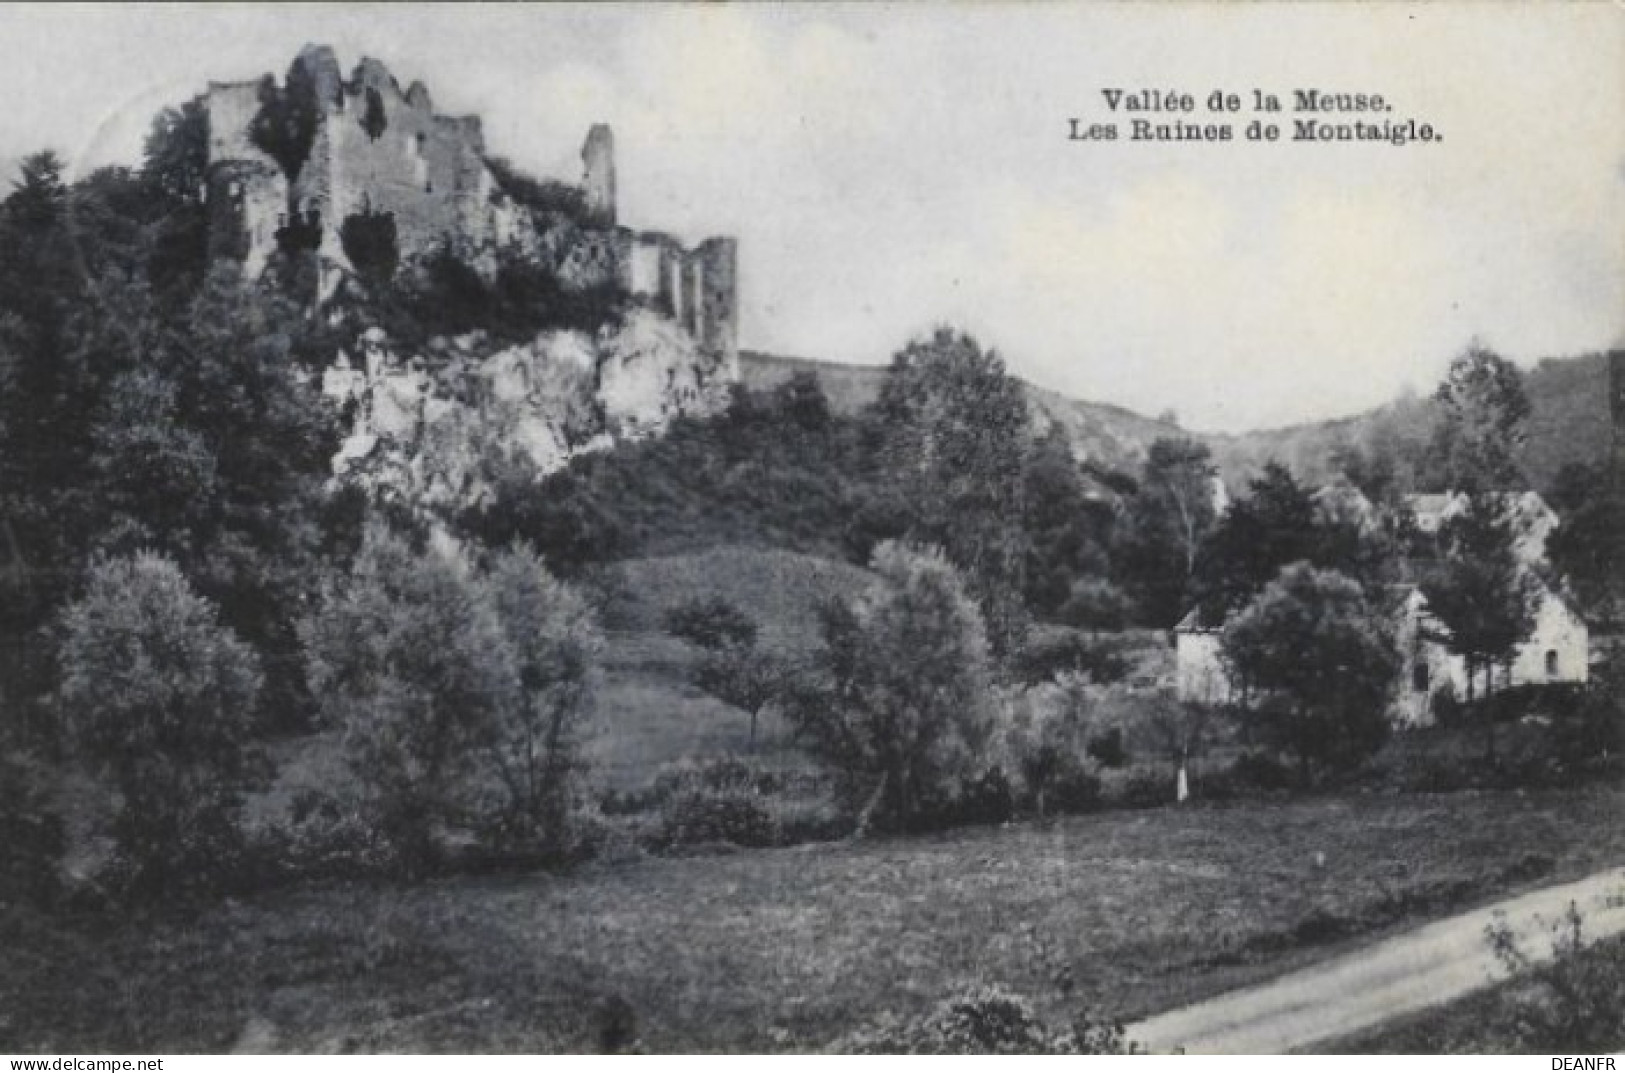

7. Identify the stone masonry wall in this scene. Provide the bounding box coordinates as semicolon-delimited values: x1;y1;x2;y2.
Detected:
205;46;738;364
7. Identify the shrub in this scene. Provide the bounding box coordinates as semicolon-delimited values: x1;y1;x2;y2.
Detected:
1057;578;1131;633
655;784;779;850
949;766;1018;827
784;542;995;831
305;529;604;873
249;65;319;181
480;544;602;856
1106;765;1180;810
1013;628;1130;686
249;790;393;885
838;985;1136;1055
0;751;62;907
998;674;1101;818
302;524;519;873
1086;726;1127;768
58;552;260;897
1558;668;1625;768
664;598;758;650
1224;750;1298;794
57;552;261;899
340;210;400;287
1486;903;1625;1052
484;155;589;222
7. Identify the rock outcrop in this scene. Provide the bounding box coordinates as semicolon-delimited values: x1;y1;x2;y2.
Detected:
323;309;732;508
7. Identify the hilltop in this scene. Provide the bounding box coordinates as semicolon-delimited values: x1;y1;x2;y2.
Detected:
744;349;1618;494
741;351;1183;477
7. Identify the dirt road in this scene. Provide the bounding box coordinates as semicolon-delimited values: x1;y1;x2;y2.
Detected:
1127;867;1625;1054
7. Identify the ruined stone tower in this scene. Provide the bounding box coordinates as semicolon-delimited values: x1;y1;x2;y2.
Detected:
203;46;737;368
581;123;616;228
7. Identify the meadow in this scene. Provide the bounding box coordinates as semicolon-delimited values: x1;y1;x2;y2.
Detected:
7;784;1624;1053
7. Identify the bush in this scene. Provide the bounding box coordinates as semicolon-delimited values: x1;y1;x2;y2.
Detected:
947;766;1017;828
1224;750;1298;794
1106;765;1180;810
785;542;995;831
0;752;62;907
1013;628;1130;686
249;790;393;886
1487;903;1625;1052
303;525;517;873
655;784;780;850
664;598;758;650
480;544;603;856
303;528;603;873
995;673;1104;820
57;553;261;899
340;210;400;287
1086;726;1127;768
838;984;1136;1054
1558;669;1625;768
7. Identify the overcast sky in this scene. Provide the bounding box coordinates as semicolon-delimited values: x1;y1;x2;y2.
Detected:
3;2;1621;431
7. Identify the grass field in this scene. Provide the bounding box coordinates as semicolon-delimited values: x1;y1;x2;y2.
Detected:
7;784;1625;1053
582;546;876;789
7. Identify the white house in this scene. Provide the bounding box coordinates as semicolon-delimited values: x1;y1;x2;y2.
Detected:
1175;579;1589;728
1403;490;1560;566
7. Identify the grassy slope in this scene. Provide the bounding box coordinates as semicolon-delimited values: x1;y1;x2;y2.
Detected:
586;548;875;788
8;785;1625;1053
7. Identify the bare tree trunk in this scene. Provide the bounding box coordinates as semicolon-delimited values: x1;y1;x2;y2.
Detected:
847;772;889;843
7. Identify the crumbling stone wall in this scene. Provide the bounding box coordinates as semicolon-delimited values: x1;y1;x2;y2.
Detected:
205;46;738;365
290;51;496;270
204;82;286;276
614;230;738;365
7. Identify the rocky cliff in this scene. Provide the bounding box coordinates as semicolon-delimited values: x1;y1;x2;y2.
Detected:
324;309;732;508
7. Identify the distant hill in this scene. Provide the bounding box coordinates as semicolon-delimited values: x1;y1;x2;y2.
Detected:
1204;352;1616;494
742;349;1618;494
740;350;1184;476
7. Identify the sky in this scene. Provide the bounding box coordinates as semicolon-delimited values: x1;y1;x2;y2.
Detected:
1;2;1621;432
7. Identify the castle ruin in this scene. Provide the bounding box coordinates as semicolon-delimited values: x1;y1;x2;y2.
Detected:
205;45;737;364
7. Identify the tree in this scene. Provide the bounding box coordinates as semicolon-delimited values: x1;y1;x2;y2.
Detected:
360;87;388;141
999;672;1100;818
481;544;602;852
785;541;995;830
57;553;261;896
1221;563;1400;783
1190;461;1394;627
874;329;1030;657
142;96;209;206
666;599;789;746
1421;495;1541;758
1546;463;1625;632
697;644;791;749
250;62;321;183
302;524;519;872
1022;427;1114;620
1429;343;1531;494
1116;437;1217;626
304;528;605;867
1189;462;1317;624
